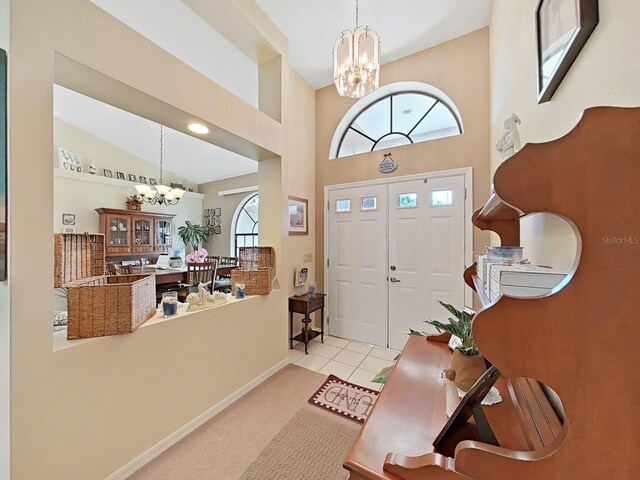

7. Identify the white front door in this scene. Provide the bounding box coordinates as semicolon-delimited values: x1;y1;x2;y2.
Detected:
326;172;467;350
328;185;388;347
387;175;466;351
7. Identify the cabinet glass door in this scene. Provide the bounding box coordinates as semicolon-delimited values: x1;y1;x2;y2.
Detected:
155;219;172;252
107;215;130;247
133;218;152;247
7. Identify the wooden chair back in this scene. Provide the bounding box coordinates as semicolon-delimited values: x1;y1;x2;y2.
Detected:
115;264;133;275
187;260;217;289
105;262;117;276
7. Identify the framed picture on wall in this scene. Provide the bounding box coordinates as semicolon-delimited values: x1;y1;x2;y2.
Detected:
138;176;147;184
62;213;76;226
288;196;308;235
103;169;112;178
116;172;125;180
128;174;137;182
149;178;157;185
536;0;599;103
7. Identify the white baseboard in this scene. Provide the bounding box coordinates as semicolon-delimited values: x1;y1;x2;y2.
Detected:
106;358;290;480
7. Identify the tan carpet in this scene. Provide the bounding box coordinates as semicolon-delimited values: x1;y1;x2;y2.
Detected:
239;408;357;480
129;364;359;480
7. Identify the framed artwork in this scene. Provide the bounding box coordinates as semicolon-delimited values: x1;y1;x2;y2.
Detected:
149;178;157;185
213;207;221;216
128;174;137;182
288;196;308;235
204;208;210;217
116;172;125;180
103;169;112;178
62;213;76;226
57;147;82;171
213;226;221;235
536;0;599;103
0;49;6;280
138;176;147;184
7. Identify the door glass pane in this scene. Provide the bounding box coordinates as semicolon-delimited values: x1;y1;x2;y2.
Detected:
336;199;351;212
361;196;377;211
431;190;453;206
398;193;418;208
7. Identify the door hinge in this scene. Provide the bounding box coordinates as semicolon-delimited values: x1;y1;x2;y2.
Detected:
464;188;467;199
327;258;329;267
327;201;330;210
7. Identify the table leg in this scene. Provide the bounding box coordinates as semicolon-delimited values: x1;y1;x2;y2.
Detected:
304;315;309;354
320;306;324;343
289;311;293;349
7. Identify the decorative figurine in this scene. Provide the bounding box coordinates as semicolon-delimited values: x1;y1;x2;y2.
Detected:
496;113;522;161
186;282;227;311
89;161;97;175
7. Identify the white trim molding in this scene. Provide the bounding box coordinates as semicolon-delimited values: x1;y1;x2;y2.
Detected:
105;358;290;480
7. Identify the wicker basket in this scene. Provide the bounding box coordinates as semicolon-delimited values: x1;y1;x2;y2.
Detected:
238;246;275;270
54;233;157;339
231;267;272;296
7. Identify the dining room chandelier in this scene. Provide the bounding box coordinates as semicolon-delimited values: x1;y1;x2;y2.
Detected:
333;0;380;99
135;125;185;206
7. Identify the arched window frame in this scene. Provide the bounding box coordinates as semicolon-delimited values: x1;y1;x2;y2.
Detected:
230;192;259;257
329;81;464;160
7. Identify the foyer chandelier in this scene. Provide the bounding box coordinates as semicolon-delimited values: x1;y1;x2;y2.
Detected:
135;125;185;206
333;0;380;99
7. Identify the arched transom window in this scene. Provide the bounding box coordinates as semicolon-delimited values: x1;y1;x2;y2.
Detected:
330;82;463;159
232;193;259;257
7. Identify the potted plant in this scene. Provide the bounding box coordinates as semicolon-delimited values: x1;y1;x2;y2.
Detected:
372;302;485;391
177;221;209;251
423;301;485;391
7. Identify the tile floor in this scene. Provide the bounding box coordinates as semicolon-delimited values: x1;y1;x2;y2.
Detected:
288;333;399;391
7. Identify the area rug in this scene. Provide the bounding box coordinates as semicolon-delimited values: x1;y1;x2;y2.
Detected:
308;374;379;424
239;407;357;480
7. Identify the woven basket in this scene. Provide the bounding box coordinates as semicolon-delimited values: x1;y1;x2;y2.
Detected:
238;246;275;270
231;267;272;296
66;274;157;339
54;233;156;339
54;233;105;288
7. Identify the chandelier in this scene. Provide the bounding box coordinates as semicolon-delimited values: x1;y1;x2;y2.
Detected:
135;125;185;206
333;0;380;99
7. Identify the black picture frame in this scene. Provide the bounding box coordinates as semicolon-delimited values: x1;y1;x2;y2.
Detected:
138;176;147;184
128;174;137;182
536;0;599;104
103;169;112;178
0;49;6;280
116;172;125;180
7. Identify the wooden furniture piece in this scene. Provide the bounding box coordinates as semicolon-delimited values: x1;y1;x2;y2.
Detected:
95;208;175;256
344;107;640;479
115;264;133;275
289;293;325;354
105;262;116;276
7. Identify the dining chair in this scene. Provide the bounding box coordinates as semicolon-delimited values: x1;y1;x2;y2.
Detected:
115;264;133;275
105;262;117;276
177;260;217;302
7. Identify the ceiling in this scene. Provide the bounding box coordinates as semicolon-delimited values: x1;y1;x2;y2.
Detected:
57;0;492;184
255;0;493;89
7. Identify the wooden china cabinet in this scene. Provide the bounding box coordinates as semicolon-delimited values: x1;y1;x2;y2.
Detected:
343;107;640;479
95;208;175;256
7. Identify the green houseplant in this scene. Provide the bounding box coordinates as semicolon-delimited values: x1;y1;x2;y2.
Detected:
177;221;209;251
373;302;485;391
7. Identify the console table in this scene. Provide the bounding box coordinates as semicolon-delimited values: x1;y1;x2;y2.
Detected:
288;293;326;354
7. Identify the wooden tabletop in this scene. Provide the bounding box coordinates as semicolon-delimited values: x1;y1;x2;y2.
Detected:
344;336;530;479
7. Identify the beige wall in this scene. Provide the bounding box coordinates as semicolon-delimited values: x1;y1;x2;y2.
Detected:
490;1;640;270
0;0;9;476
315;28;491;292
6;1;315;479
55;119;198;191
199;172;259;256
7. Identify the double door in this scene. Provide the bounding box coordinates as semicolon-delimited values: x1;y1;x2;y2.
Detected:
327;174;466;351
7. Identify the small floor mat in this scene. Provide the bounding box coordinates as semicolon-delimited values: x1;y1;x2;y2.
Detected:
308;374;379;424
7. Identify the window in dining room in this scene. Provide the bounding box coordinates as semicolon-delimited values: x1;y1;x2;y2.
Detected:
233;193;259;257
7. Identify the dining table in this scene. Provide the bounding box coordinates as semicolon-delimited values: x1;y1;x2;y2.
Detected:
132;264;238;287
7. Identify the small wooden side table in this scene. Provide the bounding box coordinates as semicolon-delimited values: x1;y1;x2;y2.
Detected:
288;293;326;354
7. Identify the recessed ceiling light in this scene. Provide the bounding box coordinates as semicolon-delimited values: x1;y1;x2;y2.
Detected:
187;123;209;135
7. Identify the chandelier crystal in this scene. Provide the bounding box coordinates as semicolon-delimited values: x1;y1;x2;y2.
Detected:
333;0;380;99
135;125;185;206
